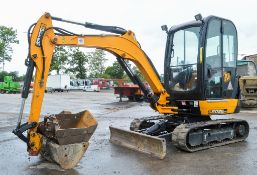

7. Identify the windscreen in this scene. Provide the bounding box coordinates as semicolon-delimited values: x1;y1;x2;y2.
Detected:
168;26;200;91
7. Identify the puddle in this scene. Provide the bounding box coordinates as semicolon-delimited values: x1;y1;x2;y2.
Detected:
29;162;64;171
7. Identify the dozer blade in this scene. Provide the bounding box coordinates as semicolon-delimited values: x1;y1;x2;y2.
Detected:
38;110;97;169
109;126;166;159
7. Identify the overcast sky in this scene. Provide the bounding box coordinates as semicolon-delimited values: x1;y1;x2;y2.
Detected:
1;0;257;75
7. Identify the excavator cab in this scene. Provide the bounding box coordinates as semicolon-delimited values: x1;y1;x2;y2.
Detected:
111;15;248;159
164;15;240;115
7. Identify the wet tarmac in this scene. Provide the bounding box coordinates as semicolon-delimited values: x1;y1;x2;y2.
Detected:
1;91;257;175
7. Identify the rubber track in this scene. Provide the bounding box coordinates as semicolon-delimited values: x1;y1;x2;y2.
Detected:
172;119;249;152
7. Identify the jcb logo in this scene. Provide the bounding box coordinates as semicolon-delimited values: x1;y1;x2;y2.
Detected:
223;72;231;83
35;24;46;47
209;109;227;114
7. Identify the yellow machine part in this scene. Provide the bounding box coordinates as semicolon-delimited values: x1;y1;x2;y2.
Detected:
199;99;238;115
28;130;42;156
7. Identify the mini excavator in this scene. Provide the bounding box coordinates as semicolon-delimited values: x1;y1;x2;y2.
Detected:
13;13;249;169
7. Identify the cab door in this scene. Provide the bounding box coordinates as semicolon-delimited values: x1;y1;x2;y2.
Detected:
204;18;238;99
222;20;238;98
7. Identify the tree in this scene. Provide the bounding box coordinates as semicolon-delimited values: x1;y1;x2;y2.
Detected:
132;66;144;81
0;71;8;82
0;71;24;82
7;71;19;81
0;26;19;71
50;46;69;74
67;47;88;79
104;61;124;79
88;49;107;78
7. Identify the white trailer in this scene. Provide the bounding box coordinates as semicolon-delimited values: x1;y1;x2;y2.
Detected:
46;74;70;92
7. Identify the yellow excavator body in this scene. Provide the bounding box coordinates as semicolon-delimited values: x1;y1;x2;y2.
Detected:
13;13;249;169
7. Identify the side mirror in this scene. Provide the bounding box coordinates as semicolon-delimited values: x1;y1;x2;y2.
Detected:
161;25;168;34
194;14;203;21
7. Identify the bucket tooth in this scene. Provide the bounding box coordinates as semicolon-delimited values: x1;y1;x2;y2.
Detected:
109;126;166;159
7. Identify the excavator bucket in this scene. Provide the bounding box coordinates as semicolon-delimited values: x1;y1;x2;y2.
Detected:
109;126;166;159
38;110;97;169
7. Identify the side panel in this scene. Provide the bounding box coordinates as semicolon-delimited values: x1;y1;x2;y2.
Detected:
199;99;238;115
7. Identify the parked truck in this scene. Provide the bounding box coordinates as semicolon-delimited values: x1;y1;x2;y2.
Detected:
114;83;144;102
46;74;70;92
92;78;113;89
0;76;21;93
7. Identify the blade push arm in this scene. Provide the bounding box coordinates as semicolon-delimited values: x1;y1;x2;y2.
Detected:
19;13;178;155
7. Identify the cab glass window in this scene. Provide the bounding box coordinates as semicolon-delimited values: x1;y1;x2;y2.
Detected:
169;26;200;91
223;20;237;67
